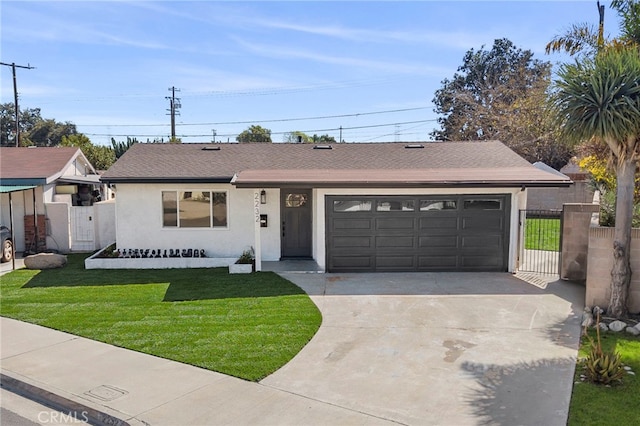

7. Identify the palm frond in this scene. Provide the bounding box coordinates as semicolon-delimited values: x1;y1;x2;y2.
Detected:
545;23;600;56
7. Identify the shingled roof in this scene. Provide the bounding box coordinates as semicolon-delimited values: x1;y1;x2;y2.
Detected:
0;147;95;186
101;141;571;188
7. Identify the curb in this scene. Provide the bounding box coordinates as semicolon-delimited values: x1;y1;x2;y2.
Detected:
0;373;130;426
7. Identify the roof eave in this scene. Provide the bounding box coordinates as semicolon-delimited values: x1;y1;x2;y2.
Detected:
0;178;47;186
233;180;573;188
100;176;234;184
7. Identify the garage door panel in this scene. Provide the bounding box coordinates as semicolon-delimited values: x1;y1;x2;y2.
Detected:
331;256;373;269
418;256;458;268
326;195;509;272
376;256;416;269
461;235;503;248
333;236;372;248
376;217;415;230
376;236;415;248
419;217;457;230
419;235;458;248
461;215;503;231
333;218;373;230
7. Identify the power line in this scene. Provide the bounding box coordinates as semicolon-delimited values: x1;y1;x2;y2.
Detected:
74;106;434;127
82;119;438;139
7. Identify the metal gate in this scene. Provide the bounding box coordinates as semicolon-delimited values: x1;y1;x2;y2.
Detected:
518;209;562;275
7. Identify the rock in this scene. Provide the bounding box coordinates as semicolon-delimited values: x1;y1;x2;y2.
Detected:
635;323;640;332
608;320;627;332
581;307;594;328
24;253;67;270
626;326;640;336
599;323;609;332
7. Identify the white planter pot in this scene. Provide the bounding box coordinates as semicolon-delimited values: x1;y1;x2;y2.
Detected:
229;263;253;274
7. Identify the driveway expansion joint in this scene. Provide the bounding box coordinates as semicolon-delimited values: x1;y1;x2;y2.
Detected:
257;381;408;425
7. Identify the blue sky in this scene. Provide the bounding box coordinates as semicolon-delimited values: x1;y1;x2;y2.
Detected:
0;1;622;146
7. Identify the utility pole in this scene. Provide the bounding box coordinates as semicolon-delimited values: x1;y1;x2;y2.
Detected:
166;86;181;141
0;62;35;146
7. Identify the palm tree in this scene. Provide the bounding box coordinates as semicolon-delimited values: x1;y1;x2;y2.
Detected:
545;1;605;56
552;46;640;318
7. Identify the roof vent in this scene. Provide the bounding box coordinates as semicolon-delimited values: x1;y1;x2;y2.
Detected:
404;144;424;149
313;145;333;150
201;146;221;151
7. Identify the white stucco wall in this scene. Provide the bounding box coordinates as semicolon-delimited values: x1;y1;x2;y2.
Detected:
114;183;282;261
94;200;116;249
45;202;70;253
112;184;524;271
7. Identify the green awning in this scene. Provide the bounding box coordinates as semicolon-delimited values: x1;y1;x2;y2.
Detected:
0;185;37;193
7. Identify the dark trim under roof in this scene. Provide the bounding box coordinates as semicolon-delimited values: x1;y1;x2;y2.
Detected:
101;176;233;184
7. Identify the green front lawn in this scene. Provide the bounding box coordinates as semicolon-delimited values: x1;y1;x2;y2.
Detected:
0;255;322;381
568;330;640;425
524;218;561;251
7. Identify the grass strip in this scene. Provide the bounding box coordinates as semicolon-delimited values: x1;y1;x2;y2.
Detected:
568;329;640;425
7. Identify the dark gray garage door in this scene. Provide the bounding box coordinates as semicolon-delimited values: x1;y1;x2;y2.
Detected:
326;195;510;272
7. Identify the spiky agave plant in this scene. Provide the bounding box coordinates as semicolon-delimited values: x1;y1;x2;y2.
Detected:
582;310;626;385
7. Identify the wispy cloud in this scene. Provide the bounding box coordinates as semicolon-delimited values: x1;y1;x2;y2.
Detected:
1;2;170;50
232;37;451;76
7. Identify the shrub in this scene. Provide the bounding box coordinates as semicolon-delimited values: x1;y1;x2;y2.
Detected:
581;311;626;385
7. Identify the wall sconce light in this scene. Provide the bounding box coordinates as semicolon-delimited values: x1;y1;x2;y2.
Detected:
260;190;267;204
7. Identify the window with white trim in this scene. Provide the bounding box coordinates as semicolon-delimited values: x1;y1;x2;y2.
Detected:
162;191;228;228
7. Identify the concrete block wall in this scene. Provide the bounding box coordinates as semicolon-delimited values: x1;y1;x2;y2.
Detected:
586;227;640;314
560;203;600;281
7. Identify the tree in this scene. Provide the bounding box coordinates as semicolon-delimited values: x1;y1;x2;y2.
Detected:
111;137;138;159
0;103;42;146
236;125;272;143
548;0;640;319
552;46;640;319
311;134;337;144
283;131;311;143
27;119;78;146
60;134;115;170
546;1;640;56
431;38;572;169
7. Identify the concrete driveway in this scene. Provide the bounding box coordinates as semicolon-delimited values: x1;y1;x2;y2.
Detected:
262;272;584;426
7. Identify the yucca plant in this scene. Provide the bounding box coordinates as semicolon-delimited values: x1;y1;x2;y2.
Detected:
582;311;626;385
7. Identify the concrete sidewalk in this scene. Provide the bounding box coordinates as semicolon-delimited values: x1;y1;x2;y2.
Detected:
1;272;584;426
1;318;393;425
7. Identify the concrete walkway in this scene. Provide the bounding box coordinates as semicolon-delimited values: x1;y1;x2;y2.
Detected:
1;272;584;426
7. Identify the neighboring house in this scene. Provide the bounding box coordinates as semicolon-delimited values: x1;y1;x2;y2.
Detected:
527;161;594;210
101;140;571;273
0;147;114;254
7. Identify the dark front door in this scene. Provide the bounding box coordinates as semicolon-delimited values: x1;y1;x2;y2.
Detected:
281;189;312;258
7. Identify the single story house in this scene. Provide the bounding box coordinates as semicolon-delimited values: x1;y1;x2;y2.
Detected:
100;140;571;273
0;146;113;254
